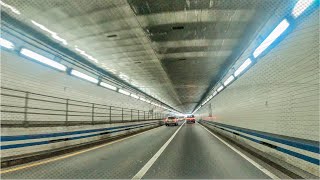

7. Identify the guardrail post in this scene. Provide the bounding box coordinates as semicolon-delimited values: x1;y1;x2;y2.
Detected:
109;106;112;123
144;111;145;121
138;110;140;121
121;108;124;122
131;109;133;121
92;103;95;125
65;99;69;125
23;92;29;127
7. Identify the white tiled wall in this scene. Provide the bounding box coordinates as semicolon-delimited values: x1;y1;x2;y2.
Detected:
1;51;164;122
198;9;319;141
197;8;319;177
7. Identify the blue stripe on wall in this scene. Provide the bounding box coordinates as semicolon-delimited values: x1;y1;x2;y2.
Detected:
1;122;157;142
203;121;319;154
201;120;320;165
1;123;156;150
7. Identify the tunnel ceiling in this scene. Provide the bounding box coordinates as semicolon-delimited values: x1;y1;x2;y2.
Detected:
2;0;284;113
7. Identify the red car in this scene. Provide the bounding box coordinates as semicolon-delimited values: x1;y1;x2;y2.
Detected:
186;115;195;123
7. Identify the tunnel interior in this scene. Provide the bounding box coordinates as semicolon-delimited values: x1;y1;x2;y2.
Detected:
0;0;319;179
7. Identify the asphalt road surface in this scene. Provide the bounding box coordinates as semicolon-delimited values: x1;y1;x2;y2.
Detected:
1;121;270;179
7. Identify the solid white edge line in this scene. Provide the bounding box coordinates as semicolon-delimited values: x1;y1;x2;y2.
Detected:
132;121;186;180
198;123;280;180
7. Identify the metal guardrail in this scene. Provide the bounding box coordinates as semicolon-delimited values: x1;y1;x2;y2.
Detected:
0;87;165;127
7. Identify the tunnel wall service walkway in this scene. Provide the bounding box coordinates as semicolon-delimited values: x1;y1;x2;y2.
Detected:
196;7;319;178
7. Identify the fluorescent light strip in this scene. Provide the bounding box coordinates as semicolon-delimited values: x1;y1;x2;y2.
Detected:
31;20;67;45
20;48;67;71
234;58;252;77
75;47;98;63
100;82;117;91
52;34;67;45
140;97;146;102
224;75;235;86
118;89;130;96
292;0;314;18
131;94;139;99
217;85;224;92
253;19;290;58
0;38;14;49
71;70;98;84
212;91;217;97
0;1;21;15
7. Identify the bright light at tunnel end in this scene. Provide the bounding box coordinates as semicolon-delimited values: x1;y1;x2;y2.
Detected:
20;48;67;71
253;19;290;58
292;0;315;18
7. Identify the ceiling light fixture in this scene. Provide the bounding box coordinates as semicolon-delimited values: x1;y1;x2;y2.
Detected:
292;0;314;18
100;82;117;91
0;1;21;15
234;58;252;77
212;91;217;97
131;94;139;99
31;20;68;45
0;38;14;49
223;75;235;86
70;69;98;84
75;47;98;63
118;89;130;96
253;19;290;58
20;48;67;71
217;85;224;92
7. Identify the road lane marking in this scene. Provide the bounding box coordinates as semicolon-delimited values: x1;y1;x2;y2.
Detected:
199;123;279;179
132;121;186;180
0;125;163;174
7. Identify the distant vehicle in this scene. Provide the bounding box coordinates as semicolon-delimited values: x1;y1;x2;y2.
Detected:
165;116;178;126
186;115;195;123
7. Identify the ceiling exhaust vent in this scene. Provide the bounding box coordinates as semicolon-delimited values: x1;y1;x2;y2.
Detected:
172;26;184;30
178;58;186;61
107;34;117;38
